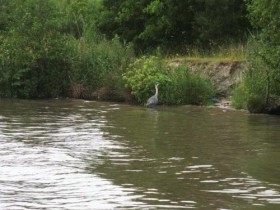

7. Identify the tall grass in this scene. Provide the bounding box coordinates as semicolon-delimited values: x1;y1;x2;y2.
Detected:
231;84;248;109
231;37;280;113
171;42;247;63
69;32;135;100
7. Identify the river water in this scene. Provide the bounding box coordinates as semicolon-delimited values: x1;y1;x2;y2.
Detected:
0;99;279;210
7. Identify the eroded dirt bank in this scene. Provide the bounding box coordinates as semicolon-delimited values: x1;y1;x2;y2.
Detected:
170;59;247;97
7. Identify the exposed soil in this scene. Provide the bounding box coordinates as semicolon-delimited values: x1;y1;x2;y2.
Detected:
170;59;247;98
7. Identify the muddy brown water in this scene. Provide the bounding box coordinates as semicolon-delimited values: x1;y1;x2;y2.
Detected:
0;99;280;209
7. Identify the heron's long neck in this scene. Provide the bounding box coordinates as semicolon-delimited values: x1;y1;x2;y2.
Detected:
155;85;158;97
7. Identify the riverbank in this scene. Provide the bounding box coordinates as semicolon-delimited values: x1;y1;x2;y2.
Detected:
169;58;246;97
168;58;248;111
90;58;247;102
0;56;247;111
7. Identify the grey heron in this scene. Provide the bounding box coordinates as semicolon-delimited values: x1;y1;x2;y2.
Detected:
146;84;159;108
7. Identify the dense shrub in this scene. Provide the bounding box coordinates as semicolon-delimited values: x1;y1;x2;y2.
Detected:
122;56;170;104
0;0;135;100
69;33;135;99
123;56;215;105
231;83;248;109
241;0;280;114
98;0;250;54
232;36;280;113
183;69;215;105
0;0;72;98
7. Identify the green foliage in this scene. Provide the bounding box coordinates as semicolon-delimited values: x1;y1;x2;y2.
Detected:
0;0;134;99
247;0;280;44
69;32;135;99
183;70;215;105
232;38;271;112
123;56;215;105
191;0;250;46
232;84;248;109
0;0;13;32
122;56;170;104
0;0;72;98
4;0;275;111
246;94;266;113
59;0;102;38
161;65;215;105
98;0;250;53
232;0;280;113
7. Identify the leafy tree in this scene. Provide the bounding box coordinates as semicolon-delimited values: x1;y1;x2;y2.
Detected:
0;0;13;32
0;0;135;100
98;0;250;53
0;0;72;98
233;0;280;113
69;33;135;99
59;0;102;38
98;0;150;52
191;0;250;46
248;0;280;113
140;0;193;52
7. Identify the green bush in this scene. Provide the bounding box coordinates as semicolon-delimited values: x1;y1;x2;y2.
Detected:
231;84;248;109
69;33;135;99
0;0;134;100
0;0;72;98
231;36;279;113
184;69;215;105
247;94;266;113
122;56;170;104
161;65;215;105
240;0;280;114
98;0;250;54
123;56;215;105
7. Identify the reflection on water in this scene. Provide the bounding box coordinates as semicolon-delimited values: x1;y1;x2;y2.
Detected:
0;99;280;209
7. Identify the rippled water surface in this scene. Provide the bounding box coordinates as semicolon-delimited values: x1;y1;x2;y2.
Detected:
0;99;280;209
